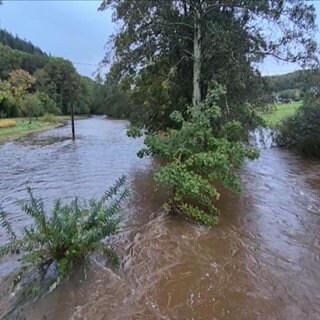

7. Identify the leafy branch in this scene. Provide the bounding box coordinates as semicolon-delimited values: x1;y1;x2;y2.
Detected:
0;176;129;296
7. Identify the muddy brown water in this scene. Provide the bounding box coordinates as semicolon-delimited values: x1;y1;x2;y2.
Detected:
0;118;319;320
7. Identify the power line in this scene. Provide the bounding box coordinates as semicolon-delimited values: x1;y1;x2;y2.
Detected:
72;61;101;67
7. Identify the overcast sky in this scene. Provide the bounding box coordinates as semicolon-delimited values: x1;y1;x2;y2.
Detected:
0;0;112;78
0;0;319;78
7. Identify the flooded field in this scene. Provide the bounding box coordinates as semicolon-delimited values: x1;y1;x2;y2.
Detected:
1;118;319;319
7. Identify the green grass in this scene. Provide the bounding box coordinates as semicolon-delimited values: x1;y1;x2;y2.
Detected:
260;101;302;127
0;117;68;143
0;115;88;143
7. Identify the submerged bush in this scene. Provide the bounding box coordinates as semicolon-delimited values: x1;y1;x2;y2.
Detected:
0;176;129;292
133;85;259;226
277;93;320;157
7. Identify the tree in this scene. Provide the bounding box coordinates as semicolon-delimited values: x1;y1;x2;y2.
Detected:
277;91;320;157
8;69;35;98
33;57;81;139
0;80;15;118
0;44;48;79
100;0;317;127
132;85;258;224
102;0;317;225
0;29;45;56
0;80;10;102
20;93;43;124
278;89;301;101
266;69;320;93
35;91;61;115
0;45;25;79
35;57;79;114
102;75;132;118
0;28;99;122
90;81;106;114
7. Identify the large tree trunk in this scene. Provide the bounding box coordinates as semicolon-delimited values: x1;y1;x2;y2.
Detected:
193;6;201;106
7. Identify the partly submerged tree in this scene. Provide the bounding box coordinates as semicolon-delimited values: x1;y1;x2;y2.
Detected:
131;85;259;225
101;0;318;224
100;0;318;131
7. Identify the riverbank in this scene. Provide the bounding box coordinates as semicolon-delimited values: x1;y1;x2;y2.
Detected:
0;116;85;144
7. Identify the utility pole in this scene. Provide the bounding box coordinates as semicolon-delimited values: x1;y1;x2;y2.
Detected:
71;101;75;141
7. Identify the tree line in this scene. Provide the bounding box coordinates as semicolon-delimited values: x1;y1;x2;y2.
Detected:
266;69;320;101
0;29;131;120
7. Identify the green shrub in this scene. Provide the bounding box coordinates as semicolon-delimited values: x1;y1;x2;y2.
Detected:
40;113;57;123
0;176;129;292
132;85;259;226
277;93;320;157
0;96;19;118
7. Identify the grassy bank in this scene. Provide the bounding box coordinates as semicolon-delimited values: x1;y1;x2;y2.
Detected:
260;101;302;127
0;115;83;144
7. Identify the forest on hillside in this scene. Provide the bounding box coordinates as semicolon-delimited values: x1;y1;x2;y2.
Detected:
0;29;131;119
266;69;320;101
1;27;318;122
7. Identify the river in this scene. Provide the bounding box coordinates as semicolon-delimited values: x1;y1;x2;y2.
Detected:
0;117;319;319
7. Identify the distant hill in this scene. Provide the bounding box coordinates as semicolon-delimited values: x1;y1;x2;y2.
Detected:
265;69;319;93
0;28;103;117
0;29;46;56
0;43;49;78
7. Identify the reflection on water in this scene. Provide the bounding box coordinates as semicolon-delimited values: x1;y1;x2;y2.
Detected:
0;118;319;319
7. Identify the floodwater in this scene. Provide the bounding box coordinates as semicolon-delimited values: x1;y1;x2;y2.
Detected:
0;118;319;319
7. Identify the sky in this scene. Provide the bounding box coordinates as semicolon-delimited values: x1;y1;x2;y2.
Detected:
0;0;320;78
0;0;113;78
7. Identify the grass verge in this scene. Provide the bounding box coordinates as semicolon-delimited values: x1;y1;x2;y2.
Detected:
260;101;302;127
0;115;85;144
0;119;17;128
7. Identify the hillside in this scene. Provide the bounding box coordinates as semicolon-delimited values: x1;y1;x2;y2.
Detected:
0;29;45;55
0;29;102;118
265;69;319;93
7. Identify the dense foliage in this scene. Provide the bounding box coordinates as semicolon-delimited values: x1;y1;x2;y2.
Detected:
277;89;301;101
87;74;132;118
0;29;45;55
0;29;131;119
265;69;320;101
132;86;259;225
0;43;48;79
101;0;317;132
277;93;320;157
102;0;317;224
0;176;128;291
266;69;320;93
